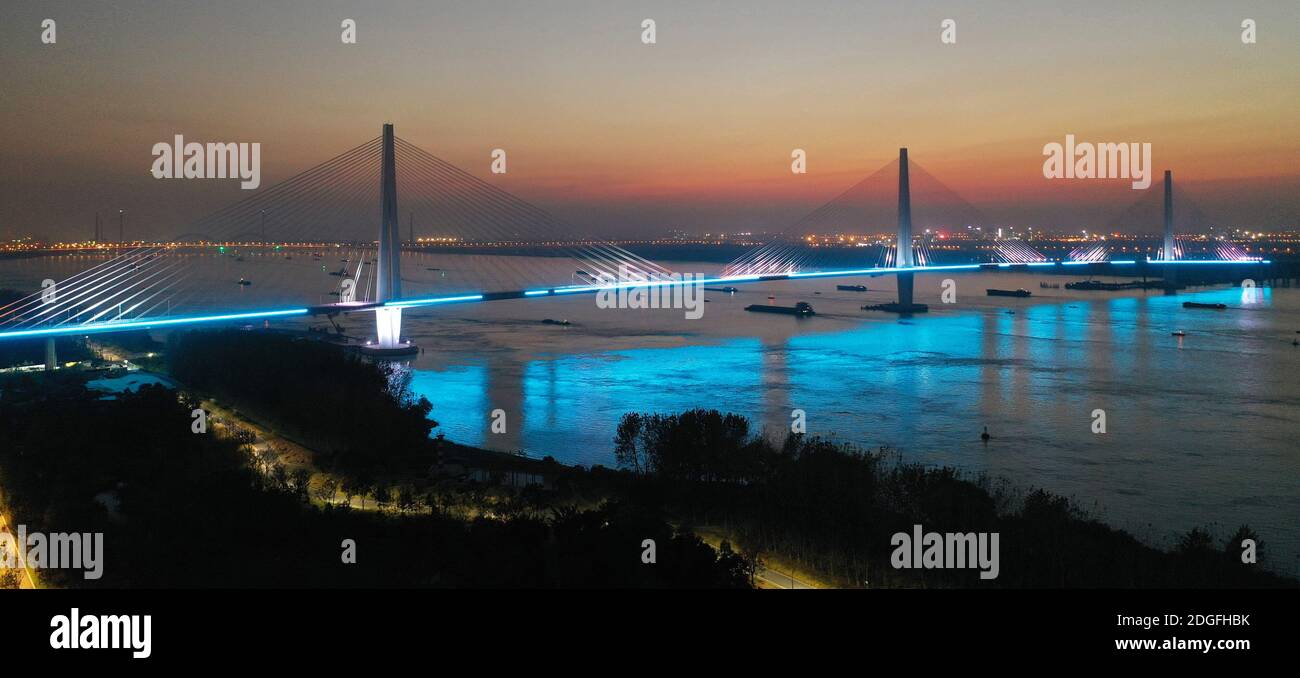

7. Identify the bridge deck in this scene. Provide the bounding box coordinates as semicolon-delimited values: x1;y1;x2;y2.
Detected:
0;259;1270;341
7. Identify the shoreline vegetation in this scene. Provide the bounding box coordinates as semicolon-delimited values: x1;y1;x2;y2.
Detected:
0;326;1294;588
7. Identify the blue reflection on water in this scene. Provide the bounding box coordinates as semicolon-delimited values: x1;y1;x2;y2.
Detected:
409;363;489;447
519;341;767;462
408;287;1299;569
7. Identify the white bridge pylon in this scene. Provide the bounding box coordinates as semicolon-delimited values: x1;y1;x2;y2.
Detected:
363;123;415;356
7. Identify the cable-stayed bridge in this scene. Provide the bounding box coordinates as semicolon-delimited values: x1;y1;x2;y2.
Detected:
0;125;1273;350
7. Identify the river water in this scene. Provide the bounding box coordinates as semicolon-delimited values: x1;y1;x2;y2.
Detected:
3;251;1297;570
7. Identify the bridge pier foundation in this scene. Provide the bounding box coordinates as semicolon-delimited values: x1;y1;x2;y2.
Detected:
862;271;928;314
375;306;403;347
1162;264;1179;292
360;306;417;357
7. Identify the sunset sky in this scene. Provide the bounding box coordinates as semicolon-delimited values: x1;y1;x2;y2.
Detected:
2;0;1298;240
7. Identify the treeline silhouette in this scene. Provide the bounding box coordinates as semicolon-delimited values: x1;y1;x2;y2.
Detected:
610;409;1294;588
0;380;751;588
167;330;434;478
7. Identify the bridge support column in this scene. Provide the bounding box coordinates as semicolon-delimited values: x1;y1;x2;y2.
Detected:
377;123;402;305
44;338;56;371
897;148;914;270
878;149;923;313
897;148;916;307
362;123;418;357
1162;170;1175;262
863;148;927;314
1162;170;1179;291
897;272;914;307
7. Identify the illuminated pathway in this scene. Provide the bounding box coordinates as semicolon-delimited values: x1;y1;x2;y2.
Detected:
0;501;38;589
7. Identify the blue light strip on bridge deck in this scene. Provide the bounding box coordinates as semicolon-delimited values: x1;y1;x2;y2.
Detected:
787;264;982;278
0;259;1272;341
0;308;308;340
383;294;484;309
1147;259;1269;265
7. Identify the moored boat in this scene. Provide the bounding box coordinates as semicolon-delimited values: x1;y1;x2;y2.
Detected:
745;301;815;316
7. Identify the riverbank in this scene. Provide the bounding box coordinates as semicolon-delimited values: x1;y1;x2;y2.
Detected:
0;370;751;587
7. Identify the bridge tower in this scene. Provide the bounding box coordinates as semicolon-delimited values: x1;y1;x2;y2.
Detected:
1159;169;1180;291
863;147;928;313
378;123;402;303
1162;170;1175;261
366;123;416;355
896;147;915;307
896;148;915;268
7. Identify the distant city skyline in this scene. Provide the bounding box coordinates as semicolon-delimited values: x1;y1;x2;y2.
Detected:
2;0;1298;241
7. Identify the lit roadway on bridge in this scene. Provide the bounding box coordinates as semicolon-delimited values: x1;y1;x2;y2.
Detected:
0;258;1269;342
